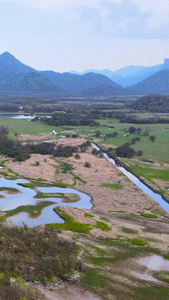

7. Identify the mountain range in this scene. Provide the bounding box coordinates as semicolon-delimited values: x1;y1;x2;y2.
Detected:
71;58;169;87
0;51;169;96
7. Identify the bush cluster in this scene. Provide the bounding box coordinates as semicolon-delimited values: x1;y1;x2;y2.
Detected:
0;127;92;162
0;225;78;283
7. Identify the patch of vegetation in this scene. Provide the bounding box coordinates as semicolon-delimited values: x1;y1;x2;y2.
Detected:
63;194;80;203
84;213;94;218
84;162;91;168
53;182;68;188
34;192;58;199
83;245;107;257
129;238;147;246
121;227;138;234
47;208;92;233
154;271;169;283
0;187;20;193
81;268;106;289
17;182;35;188
0;159;9;166
164;253;169;260
74;176;87;184
95;221;111;231
1;201;54;220
0;274;45;300
60;162;73;173
100;216;110;222
0;224;78;284
34;191;79;203
141;212;158;218
0;171;9;177
102;183;123;190
129;165;169;182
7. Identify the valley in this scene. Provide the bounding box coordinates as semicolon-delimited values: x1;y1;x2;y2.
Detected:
0;95;169;299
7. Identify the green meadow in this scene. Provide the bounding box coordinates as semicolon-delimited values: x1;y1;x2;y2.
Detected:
0;118;62;136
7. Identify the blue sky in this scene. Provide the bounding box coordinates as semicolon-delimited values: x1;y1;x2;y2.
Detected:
0;0;169;72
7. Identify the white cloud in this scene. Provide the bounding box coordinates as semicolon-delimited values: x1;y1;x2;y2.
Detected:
78;0;169;39
1;0;169;39
0;0;102;9
132;0;169;14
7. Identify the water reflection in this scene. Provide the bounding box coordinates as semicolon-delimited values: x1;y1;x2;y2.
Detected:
0;115;36;119
0;178;92;227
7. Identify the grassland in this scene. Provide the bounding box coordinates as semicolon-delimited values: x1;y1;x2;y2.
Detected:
0;118;64;137
86;119;169;200
78;211;169;300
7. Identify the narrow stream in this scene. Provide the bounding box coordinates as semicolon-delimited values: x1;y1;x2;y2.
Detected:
92;143;169;213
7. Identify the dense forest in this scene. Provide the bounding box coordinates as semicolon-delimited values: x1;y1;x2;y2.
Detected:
131;94;169;112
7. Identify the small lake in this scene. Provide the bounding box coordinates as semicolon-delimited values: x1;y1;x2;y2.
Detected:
132;255;169;282
139;255;169;271
0;178;92;227
0;114;36;119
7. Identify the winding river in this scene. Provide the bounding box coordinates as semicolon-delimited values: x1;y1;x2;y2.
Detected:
92;143;169;213
0;178;92;227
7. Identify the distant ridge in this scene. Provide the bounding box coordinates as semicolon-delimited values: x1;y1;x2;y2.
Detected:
0;52;64;93
40;71;120;93
0;52;127;95
131;70;169;94
71;59;169;87
0;51;169;95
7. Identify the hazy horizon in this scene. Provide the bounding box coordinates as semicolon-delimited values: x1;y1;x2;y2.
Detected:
1;0;169;73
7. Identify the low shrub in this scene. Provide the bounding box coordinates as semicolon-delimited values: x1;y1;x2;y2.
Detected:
141;212;158;218
17;182;35;188
164;253;169;260
84;162;91;168
95;221;111;231
84;213;94;218
102;183;123;190
47;208;92;233
53;182;67;188
129;238;147;246
0;224;78;283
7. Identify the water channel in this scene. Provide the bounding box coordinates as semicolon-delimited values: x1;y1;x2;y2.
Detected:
92;143;169;213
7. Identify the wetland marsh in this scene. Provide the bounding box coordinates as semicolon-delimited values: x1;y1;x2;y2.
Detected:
0;98;169;299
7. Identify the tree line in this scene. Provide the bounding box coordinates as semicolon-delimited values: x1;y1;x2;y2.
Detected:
0;127;93;161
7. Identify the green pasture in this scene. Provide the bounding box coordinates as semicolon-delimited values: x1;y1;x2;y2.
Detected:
128;164;169;181
0;118;63;136
93;121;169;162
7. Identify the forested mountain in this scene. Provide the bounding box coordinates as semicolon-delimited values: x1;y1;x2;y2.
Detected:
0;51;35;79
0;52;65;93
0;52;126;95
131;70;169;94
71;59;169;87
40;71;120;93
0;51;169;96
